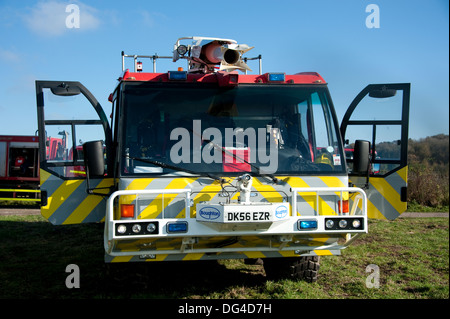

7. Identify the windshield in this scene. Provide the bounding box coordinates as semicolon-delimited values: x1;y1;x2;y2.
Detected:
120;82;345;176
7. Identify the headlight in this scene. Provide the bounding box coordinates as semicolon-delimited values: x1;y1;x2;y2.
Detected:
132;224;142;233
117;224;127;234
324;218;364;231
352;219;361;228
146;223;156;233
325;219;335;229
338;219;348;228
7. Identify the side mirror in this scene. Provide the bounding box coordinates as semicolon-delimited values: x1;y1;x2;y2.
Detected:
352;140;370;175
83;140;104;177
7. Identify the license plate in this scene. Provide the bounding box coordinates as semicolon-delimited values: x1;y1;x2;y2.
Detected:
225;211;271;222
196;203;290;223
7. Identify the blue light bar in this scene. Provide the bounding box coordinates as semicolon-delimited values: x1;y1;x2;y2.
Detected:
168;71;187;81
298;219;318;230
167;221;188;233
267;73;285;82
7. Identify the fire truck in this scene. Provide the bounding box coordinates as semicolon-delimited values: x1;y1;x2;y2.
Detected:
0;135;40;202
35;36;410;281
0;133;75;203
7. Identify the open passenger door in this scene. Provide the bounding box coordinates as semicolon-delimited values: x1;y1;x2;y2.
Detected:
340;83;410;220
35;81;114;225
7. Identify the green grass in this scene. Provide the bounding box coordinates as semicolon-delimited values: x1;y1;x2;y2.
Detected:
407;201;449;213
0;215;448;299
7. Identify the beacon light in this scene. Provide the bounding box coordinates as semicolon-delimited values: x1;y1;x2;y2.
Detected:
267;73;285;82
168;70;187;81
167;221;188;233
298;219;318;230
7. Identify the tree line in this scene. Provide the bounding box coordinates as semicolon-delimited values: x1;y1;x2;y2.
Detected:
407;134;449;208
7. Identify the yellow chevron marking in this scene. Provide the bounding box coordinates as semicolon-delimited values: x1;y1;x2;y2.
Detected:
309;234;332;244
397;166;408;183
174;178;198;218
318;176;346;188
125;178;155;191
244;251;266;259
41;179;82;220
252;178;283;203
111;255;134;263
284;177;311;215
367;197;385;219
370;177;405;217
121;178;155;205
314;250;333;256
279;251;300;257
191;181;224;218
287;177;337;216
40;169;51;185
138;178;196;219
63;178;113;224
182;253;204;261
319;176;349;200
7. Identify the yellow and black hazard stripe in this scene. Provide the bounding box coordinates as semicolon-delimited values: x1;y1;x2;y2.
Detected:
40;169;114;225
349;166;408;220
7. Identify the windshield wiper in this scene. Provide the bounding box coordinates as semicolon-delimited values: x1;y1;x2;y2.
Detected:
126;156;226;183
200;138;279;184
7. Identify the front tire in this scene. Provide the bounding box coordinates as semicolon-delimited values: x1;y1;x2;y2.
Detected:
263;256;320;282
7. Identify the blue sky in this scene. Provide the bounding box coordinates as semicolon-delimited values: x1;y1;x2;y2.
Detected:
0;0;448;140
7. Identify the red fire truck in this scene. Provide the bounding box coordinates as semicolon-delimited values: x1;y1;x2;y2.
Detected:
0;135;40;202
35;36;410;281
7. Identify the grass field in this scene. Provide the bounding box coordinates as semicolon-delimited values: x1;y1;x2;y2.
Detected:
0;214;448;300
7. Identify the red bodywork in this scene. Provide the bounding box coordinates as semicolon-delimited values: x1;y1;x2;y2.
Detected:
0;135;40;184
119;70;326;85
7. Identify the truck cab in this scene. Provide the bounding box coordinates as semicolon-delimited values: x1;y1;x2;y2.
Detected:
35;37;410;281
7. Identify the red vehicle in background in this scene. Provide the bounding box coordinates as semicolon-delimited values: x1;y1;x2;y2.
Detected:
0;133;82;203
0;135;40;203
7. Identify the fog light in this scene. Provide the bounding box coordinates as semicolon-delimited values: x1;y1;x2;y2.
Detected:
325;219;334;229
177;44;188;56
339;219;348;228
146;223;156;233
352;219;361;228
132;224;142;233
117;225;127;234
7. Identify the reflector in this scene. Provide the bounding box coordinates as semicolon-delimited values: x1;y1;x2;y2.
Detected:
338;200;349;214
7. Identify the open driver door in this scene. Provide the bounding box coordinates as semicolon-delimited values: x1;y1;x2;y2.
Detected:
35;81;115;225
340;83;410;220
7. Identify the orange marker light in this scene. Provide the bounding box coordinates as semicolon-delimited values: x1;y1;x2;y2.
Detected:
121;204;135;218
338;200;349;214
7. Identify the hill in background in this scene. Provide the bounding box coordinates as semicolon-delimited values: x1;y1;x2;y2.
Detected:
407;134;449;208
